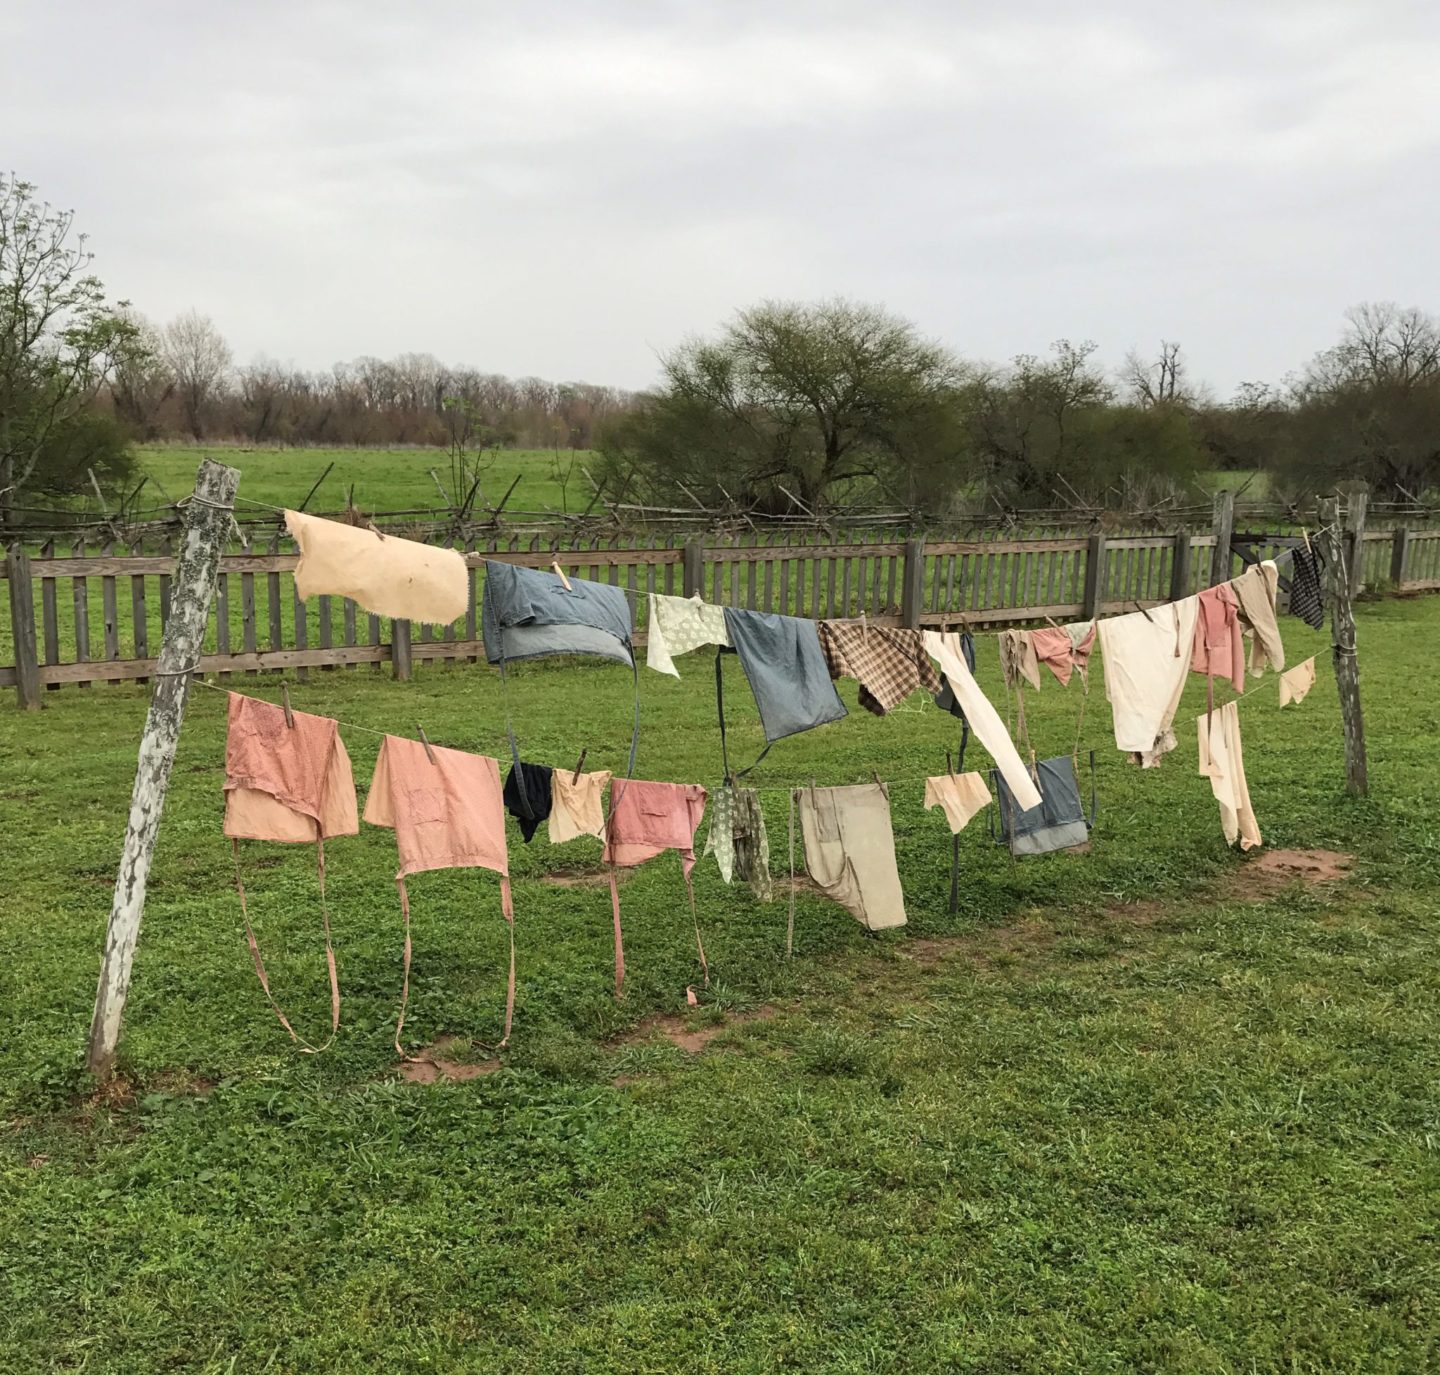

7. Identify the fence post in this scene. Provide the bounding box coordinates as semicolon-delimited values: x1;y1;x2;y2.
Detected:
87;457;241;1079
1316;495;1367;797
1080;531;1106;620
1345;486;1369;597
901;537;926;629
1209;490;1234;586
682;537;704;598
391;618;413;681
5;545;42;710
1168;530;1191;603
1390;525;1410;589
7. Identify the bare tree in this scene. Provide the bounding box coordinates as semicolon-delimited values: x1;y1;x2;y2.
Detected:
1122;340;1190;408
163;310;231;439
237;357;293;443
109;308;172;438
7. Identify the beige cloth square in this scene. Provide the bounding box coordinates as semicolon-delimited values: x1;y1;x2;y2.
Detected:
1279;656;1316;707
286;509;469;625
549;769;613;844
923;772;993;835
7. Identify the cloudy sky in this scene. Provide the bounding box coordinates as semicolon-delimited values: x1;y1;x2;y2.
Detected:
4;1;1436;395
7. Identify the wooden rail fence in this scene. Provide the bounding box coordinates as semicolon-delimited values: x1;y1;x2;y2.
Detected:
5;507;1439;707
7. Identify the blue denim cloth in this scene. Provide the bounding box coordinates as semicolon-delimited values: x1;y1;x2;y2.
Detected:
992;754;1092;856
482;561;633;667
722;608;847;744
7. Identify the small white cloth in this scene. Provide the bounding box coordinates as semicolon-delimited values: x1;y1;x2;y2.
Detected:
1198;701;1261;851
923;772;993;834
1098;597;1200;766
1279;656;1316;708
923;631;1042;811
646;593;730;677
286;510;468;625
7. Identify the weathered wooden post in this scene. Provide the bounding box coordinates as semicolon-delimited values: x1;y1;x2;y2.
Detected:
901;537;926;629
390;618;413;681
6;544;42;710
1316;495;1368;797
1345;486;1369;597
87;458;240;1079
1080;531;1107;620
1168;529;1192;603
1390;525;1411;590
682;537;704;598
1209;489;1235;586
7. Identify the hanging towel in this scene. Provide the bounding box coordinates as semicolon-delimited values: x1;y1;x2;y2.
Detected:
647;593;729;677
503;760;554;843
550;768;613;844
732;786;773;903
223;692;357;1053
798;783;907;931
602;779;709;995
817;621;941;715
1288;544;1325;629
1097;597;1200;766
722;608;847;743
1279;656;1316;708
923;772;992;834
1198;702;1261;851
1230;560;1285;677
285;510;468;625
482;560;633;667
923;630;1042;810
364;735;516;1050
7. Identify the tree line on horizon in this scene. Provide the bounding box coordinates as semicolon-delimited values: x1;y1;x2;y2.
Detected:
3;172;1438;526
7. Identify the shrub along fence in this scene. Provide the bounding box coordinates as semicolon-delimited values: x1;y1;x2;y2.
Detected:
3;491;1438;708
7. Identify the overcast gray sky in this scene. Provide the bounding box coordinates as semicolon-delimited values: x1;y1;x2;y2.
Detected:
4;0;1436;395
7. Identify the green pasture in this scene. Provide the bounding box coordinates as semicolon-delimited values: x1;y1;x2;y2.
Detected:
2;595;1439;1371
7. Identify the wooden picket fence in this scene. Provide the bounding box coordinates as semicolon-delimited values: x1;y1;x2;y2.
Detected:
4;504;1439;706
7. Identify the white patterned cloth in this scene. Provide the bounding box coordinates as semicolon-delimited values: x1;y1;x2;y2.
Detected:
646;593;730;677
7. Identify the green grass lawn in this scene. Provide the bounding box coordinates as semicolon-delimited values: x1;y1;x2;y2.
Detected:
135;445;592;519
3;596;1440;1371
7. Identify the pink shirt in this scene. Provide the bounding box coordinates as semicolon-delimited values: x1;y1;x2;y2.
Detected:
603;779;708;876
1192;584;1246;693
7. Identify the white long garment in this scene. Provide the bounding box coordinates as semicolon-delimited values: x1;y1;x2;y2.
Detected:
1097;596;1200;766
922;631;1042;811
1198;701;1261;850
646;593;730;677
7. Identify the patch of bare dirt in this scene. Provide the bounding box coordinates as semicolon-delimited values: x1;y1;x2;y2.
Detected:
542;867;625;889
618;1005;778;1054
394;1034;502;1084
1103;900;1168;927
1231;848;1354;898
902;919;1061;971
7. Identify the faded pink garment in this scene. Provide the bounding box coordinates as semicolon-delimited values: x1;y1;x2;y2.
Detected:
602;779;708;996
364;735;515;1051
223;692;358;841
1191;584;1246;694
223;692;357;1053
1032;623;1096;687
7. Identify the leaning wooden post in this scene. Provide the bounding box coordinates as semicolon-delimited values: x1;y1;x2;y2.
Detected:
87;458;240;1079
1316;495;1368;797
1209;489;1235;586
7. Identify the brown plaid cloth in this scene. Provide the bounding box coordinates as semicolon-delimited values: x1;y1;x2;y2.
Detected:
817;621;941;715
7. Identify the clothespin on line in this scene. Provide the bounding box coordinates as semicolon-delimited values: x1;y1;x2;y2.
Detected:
552;561;573;591
860;610;868;645
946;750;955;776
1044;616;1061;629
872;770;884;787
418;726;438;765
1302;528;1312;553
1134;600;1154;623
366;521;386;542
572;748;588;782
281;682;295;729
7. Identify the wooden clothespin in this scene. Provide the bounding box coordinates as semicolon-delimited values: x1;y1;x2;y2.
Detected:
1302;528;1312;553
946;750;954;775
418;726;438;765
1044;616;1062;629
366;520;386;542
872;770;883;787
551;560;573;591
860;610;868;645
281;682;295;729
572;748;588;782
1134;600;1154;623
